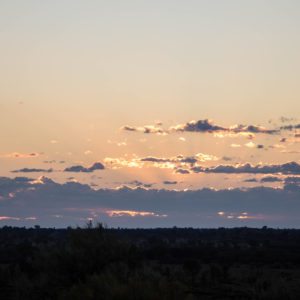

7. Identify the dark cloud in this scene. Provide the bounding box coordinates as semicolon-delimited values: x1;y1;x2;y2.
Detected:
163;181;177;185
123;119;278;136
175;169;190;174
64;162;104;173
190;162;300;175
141;156;198;165
122;125;137;132
260;176;282;183
11;168;53;173
43;160;65;164
122;125;164;134
284;177;300;184
174;119;226;133
1;177;300;228
141;157;170;163
126;180;153;188
222;156;233;161
244;178;258;182
280;124;300;131
14;177;35;183
231;125;278;135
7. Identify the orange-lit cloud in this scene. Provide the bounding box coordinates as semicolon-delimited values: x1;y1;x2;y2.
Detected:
104;153;219;170
106;209;167;218
0;216;20;221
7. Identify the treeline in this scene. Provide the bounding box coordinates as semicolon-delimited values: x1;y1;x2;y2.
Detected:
0;225;300;299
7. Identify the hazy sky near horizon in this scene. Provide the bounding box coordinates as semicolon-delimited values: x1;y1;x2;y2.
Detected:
1;1;300;227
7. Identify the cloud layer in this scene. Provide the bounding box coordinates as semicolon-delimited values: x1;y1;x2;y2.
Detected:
0;176;300;228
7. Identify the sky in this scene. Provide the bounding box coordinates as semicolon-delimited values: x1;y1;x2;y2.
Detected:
1;0;300;227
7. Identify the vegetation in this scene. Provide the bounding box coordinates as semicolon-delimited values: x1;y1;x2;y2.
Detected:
0;224;300;299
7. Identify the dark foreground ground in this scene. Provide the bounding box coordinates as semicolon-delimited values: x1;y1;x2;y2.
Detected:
0;225;300;299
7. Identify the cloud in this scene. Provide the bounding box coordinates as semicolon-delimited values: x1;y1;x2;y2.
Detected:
171;119;226;133
0;152;41;158
122;125;165;134
125;180;153;188
260;176;283;183
43;160;66;164
190;162;300;175
175;169;190;174
280;124;300;131
163;181;177;185
244;178;258;183
230;124;278;135
284;177;300;184
106;210;166;218
122;119;278;136
231;144;241;148
222;156;233;161
105;153;218;170
245;142;256;148
64;162;105;173
13;177;35;183
0;176;300;227
172;120;276;135
105;155;300;177
0;216;20;221
11;168;54;173
244;142;264;149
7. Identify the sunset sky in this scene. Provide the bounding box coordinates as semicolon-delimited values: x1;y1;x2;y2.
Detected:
1;1;300;227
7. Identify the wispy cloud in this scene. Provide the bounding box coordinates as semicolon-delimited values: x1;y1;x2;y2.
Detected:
0;152;41;158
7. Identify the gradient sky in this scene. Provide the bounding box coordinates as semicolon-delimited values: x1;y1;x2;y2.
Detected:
1;1;300;227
